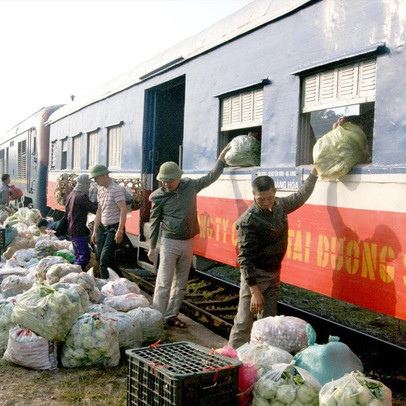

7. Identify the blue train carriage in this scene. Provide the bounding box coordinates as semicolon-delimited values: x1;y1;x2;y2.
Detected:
46;0;406;321
0;105;62;215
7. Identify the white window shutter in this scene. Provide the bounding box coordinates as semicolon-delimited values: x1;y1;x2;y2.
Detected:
359;59;377;98
242;91;253;123
338;64;358;101
72;136;81;169
231;95;241;124
302;59;376;112
88;131;99;168
221;88;264;131
319;70;337;105
303;75;319;111
253;88;264;121
108;126;122;169
221;98;231;128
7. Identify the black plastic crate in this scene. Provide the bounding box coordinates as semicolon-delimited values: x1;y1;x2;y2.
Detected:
126;341;241;406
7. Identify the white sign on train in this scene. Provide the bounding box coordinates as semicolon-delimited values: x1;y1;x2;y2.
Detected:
253;168;302;191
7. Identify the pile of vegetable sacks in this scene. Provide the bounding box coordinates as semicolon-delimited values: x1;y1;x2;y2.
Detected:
217;315;393;405
0;216;161;371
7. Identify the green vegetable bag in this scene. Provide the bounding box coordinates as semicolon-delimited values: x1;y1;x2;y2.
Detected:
11;283;76;341
225;135;261;167
61;313;120;368
313;122;368;179
319;371;392;406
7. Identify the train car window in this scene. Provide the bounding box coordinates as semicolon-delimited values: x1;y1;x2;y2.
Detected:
72;135;82;170
61;139;68;170
107;125;122;169
219;87;263;165
17;140;27;179
50;141;57;170
87;131;99;169
297;59;376;165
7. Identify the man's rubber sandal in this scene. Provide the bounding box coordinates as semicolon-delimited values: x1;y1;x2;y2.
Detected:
166;317;187;328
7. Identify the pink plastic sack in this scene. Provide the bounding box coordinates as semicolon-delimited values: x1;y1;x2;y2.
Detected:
215;346;257;406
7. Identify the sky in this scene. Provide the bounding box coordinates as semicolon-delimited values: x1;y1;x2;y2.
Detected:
0;0;252;137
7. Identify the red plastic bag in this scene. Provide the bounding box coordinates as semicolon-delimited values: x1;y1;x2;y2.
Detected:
215;345;258;406
9;185;23;200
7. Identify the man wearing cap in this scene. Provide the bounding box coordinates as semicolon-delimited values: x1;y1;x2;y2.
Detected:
148;144;230;328
90;165;127;278
65;174;98;269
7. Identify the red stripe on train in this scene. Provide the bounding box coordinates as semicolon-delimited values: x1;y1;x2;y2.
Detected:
47;181;406;320
194;196;406;321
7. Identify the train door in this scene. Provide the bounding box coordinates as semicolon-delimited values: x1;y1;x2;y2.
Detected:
138;76;185;270
142;76;185;193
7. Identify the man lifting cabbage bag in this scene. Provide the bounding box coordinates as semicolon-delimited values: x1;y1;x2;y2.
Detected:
148;144;230;328
228;166;318;349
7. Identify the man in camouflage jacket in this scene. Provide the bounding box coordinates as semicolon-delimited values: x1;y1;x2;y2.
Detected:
228;167;318;349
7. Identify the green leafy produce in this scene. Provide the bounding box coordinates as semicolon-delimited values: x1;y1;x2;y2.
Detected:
59;272;95;293
0;300;15;354
313;123;368;179
253;363;321;405
319;371;392;406
61;313;120;368
52;250;75;263
11;282;76;341
52;282;90;319
4;208;41;227
45;263;82;284
35;239;59;259
225;135;261;167
34;256;68;281
1;275;33;298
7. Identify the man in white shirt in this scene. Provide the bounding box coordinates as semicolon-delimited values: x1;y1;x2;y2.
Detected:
90;165;127;278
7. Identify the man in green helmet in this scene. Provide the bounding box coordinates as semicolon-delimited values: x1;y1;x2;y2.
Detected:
148;144;230;328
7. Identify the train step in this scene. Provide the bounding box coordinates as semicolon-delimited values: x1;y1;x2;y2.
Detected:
136;259;155;273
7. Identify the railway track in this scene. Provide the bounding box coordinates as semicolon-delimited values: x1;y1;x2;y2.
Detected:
121;267;406;401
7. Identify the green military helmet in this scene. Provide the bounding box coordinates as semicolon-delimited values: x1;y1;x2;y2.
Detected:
157;161;183;181
89;164;111;179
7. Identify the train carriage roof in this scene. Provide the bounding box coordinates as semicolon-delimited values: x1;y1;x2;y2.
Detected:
47;0;314;124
